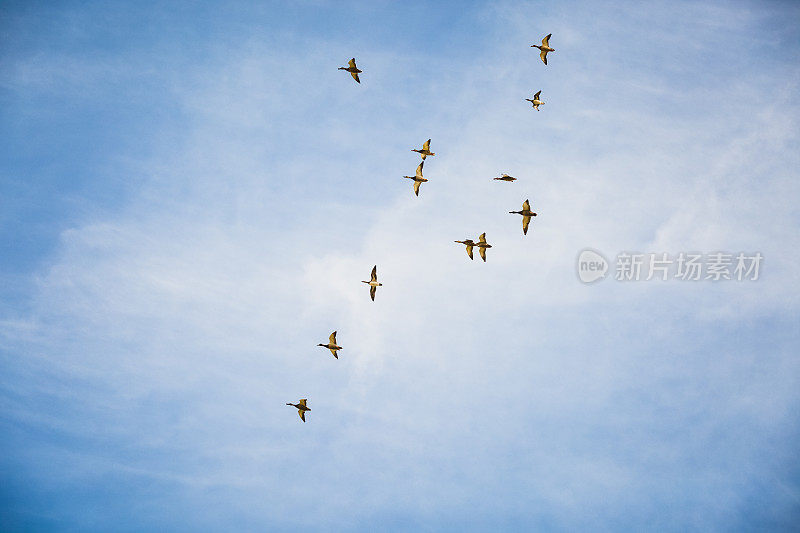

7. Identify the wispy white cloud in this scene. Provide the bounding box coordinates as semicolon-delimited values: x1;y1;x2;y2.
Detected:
1;0;799;530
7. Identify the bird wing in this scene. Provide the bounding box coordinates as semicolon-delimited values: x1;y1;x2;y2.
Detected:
329;331;337;344
415;161;424;178
330;349;338;359
370;285;376;301
466;244;474;260
298;399;307;407
348;58;357;69
540;50;548;65
478;232;487;244
371;265;377;282
542;33;551;47
523;199;531;211
423;139;431;151
479;246;486;262
350;71;360;83
534;91;541;100
523;216;531;235
413;180;421;196
298;409;306;422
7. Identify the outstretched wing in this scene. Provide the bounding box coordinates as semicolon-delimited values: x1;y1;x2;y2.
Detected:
479;246;487;262
370;285;376;301
329;331;337;344
523;216;531;235
523;199;531;211
330;349;338;359
540;49;548;65
348;58;357;69
466;244;474;260
533;90;541;100
423;139;431;151
415;161;424;178
413;180;421;196
350;71;360;83
371;265;377;282
542;33;551;47
478;232;487;244
298;409;306;422
299;399;307;407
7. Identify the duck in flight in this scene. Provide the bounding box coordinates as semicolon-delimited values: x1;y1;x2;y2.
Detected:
338;58;362;83
531;34;555;65
494;173;516;182
475;232;492;262
454;238;476;260
525;90;544;111
509;199;538;235
286;399;310;422
403;161;427;196
412;139;436;160
318;331;342;359
361;265;382;301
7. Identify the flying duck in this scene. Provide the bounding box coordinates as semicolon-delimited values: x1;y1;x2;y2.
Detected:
475;232;492;262
494;173;517;182
525;90;544;111
286;399;310;422
531;34;555;65
317;331;342;359
509;199;538;235
412;139;436;160
403;161;427;196
454;239;476;260
361;265;382;301
338;58;362;83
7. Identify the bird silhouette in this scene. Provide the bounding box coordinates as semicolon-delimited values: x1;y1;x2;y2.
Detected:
317;331;342;359
412;139;436;160
509;199;538;235
403;161;428;196
286;399;310;422
361;265;382;301
531;34;555;65
338;58;362;83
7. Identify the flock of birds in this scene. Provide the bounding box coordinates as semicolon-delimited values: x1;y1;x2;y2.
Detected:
287;34;555;422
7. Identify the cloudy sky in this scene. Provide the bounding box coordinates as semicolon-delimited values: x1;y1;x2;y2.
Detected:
1;0;799;530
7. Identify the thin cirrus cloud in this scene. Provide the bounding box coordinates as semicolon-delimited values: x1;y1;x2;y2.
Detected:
1;0;799;530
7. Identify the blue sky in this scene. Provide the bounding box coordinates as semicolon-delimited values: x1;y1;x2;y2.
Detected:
1;0;799;530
